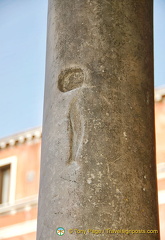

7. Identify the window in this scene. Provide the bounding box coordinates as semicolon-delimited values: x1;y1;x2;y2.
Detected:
157;162;165;180
0;164;10;204
0;157;17;206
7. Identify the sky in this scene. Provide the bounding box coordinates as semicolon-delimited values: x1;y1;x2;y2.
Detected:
154;0;165;87
0;0;164;138
0;0;47;138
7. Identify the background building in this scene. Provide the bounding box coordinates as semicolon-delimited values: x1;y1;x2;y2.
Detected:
155;87;165;240
0;128;41;240
0;88;165;239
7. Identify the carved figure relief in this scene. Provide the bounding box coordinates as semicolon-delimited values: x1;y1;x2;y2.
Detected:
58;68;85;163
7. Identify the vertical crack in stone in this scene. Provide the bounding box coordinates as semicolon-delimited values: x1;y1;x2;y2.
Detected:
67;114;73;164
67;95;85;164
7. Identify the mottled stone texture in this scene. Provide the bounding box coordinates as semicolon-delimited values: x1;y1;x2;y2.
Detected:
37;0;160;239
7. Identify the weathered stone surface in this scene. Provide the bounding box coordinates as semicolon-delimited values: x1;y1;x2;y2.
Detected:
37;1;160;239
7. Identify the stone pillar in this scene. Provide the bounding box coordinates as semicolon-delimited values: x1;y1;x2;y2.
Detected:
37;1;160;239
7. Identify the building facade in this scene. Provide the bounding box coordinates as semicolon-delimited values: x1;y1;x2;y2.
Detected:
0;128;41;239
155;87;165;240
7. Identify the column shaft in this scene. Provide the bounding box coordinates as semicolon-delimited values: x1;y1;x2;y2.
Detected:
37;1;160;239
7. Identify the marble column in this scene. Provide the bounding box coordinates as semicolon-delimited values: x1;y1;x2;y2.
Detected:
37;1;160;239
